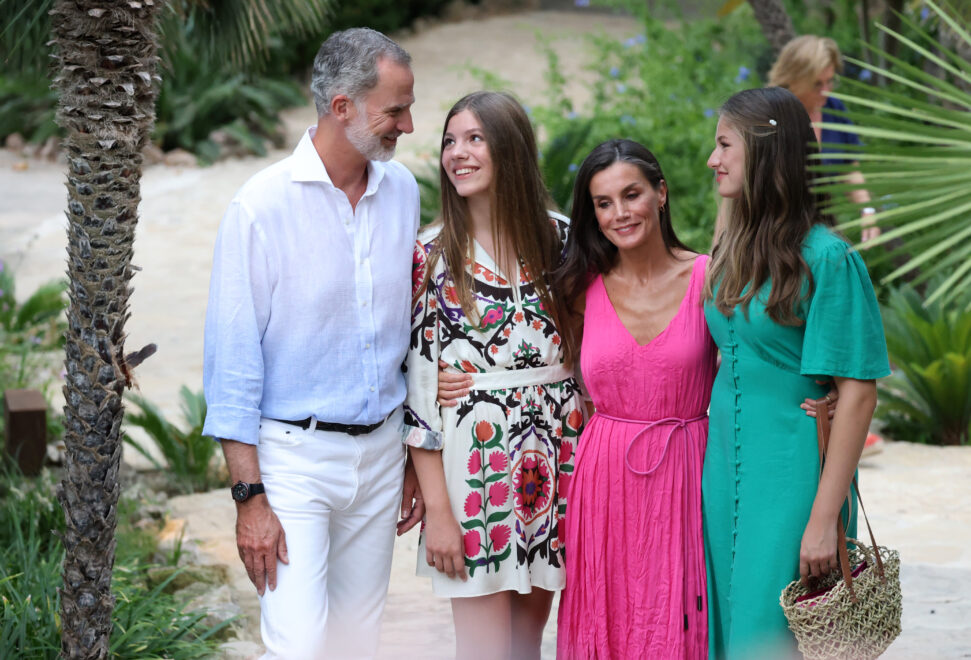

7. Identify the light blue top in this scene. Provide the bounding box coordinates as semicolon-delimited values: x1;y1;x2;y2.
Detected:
202;128;420;445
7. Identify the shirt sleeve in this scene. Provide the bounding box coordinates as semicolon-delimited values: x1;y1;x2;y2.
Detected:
402;241;444;450
800;239;891;380
202;198;272;445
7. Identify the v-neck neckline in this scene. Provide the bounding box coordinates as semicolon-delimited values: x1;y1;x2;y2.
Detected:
600;255;700;348
473;238;519;286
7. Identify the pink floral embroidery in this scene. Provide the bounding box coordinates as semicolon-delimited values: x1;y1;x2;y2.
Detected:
464;491;482;517
468;450;481;475
488;451;507;472
489;524;511;552
488;481;509;507
464;530;481;558
512;451;553;524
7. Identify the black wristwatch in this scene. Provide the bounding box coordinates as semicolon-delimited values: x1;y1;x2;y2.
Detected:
231;481;265;502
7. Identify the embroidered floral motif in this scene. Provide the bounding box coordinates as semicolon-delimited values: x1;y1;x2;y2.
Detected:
403;216;585;587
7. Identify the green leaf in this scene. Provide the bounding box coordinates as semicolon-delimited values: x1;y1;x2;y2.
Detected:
486;510;510;524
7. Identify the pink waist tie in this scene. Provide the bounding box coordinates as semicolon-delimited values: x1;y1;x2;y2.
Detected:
596;411;708;632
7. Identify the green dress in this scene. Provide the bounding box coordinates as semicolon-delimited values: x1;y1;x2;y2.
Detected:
702;224;890;659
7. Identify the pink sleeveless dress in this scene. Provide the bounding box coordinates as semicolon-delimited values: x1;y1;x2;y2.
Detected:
558;255;716;659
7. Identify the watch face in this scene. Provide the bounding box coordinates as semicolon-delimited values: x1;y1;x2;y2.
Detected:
231;482;249;502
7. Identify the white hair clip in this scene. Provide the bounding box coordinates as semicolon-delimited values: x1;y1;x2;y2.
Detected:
768;119;778;126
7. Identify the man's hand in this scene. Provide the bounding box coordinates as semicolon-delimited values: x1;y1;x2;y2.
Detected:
235;496;288;596
397;454;425;535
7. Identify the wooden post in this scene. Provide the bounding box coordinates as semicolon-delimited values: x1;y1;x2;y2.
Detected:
3;389;47;476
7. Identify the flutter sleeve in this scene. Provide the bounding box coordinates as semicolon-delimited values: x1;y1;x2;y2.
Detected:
402;240;445;450
800;236;891;380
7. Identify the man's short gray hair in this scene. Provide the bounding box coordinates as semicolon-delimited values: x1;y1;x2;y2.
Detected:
311;28;411;117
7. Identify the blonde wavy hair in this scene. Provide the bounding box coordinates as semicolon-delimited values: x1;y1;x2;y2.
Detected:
768;35;843;92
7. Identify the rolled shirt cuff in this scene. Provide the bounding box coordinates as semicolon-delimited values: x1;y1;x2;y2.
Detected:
202;403;263;446
402;424;443;450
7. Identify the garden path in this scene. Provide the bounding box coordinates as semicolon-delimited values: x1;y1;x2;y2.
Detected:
1;7;970;659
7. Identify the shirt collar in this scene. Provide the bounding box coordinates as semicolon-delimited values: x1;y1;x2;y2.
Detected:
291;126;387;196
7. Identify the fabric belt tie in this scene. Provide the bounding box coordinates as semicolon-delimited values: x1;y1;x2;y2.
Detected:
273;412;390;437
457;363;572;390
596;410;708;632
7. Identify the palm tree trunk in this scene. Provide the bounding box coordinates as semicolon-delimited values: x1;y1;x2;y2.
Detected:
50;1;161;657
746;0;797;55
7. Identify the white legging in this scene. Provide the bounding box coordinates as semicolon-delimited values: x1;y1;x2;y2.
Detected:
255;410;406;659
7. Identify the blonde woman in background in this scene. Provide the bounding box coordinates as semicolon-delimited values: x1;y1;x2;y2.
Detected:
768;34;880;242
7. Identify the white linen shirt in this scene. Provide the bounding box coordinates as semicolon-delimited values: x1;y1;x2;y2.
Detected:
202;127;420;445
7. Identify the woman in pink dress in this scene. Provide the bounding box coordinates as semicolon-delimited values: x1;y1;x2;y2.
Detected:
553;139;715;659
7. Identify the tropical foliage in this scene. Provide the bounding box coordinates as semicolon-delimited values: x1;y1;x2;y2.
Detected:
813;0;971;309
1;0;333;160
876;283;971;445
0;264;66;441
123;387;225;495
0;472;229;658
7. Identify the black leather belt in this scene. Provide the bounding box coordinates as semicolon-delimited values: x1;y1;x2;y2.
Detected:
273;415;388;437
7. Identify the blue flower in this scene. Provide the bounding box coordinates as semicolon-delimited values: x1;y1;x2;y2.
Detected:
567;111;578;120
636;34;646;44
704;108;715;118
575;0;590;6
610;66;620;78
616;83;626;93
0;289;4;298
858;69;873;82
568;163;579;172
620;115;636;126
920;6;929;21
734;65;751;83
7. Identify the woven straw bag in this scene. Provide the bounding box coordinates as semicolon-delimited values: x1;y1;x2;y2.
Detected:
779;400;902;660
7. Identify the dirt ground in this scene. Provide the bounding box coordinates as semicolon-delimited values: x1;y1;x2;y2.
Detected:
2;8;970;659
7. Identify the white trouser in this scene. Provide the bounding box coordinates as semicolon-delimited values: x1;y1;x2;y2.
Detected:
256;410;406;660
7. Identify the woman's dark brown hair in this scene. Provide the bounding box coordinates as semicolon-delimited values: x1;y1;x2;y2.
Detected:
428;91;572;363
553;139;690;358
704;87;833;324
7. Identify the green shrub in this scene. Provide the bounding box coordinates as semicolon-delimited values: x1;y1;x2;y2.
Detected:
0;472;231;658
529;1;768;251
0;264;67;444
876;283;971;446
123;387;225;495
329;0;452;35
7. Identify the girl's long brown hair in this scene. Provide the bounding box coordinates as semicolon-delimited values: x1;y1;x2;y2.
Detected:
427;91;573;364
704;87;833;324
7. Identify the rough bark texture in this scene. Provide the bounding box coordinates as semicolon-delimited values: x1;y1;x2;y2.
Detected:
50;1;161;658
747;0;797;55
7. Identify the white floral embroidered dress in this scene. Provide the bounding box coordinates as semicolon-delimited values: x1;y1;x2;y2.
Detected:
403;212;585;598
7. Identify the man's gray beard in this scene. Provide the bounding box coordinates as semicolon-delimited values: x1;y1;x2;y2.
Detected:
346;112;395;162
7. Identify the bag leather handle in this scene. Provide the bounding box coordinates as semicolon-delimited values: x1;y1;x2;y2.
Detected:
814;398;886;604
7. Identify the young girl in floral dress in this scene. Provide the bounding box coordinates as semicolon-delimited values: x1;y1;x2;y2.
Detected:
402;91;584;660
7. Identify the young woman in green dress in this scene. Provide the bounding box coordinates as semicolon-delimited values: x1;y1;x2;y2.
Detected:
702;87;890;658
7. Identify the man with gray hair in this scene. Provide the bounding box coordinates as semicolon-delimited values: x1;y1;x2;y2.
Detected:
203;28;424;658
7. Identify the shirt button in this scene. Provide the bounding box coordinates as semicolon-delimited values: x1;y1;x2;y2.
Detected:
365;343;371;349
370;386;375;392
361;301;367;307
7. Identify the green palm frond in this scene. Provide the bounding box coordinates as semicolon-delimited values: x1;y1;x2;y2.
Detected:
811;0;971;309
162;0;334;69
